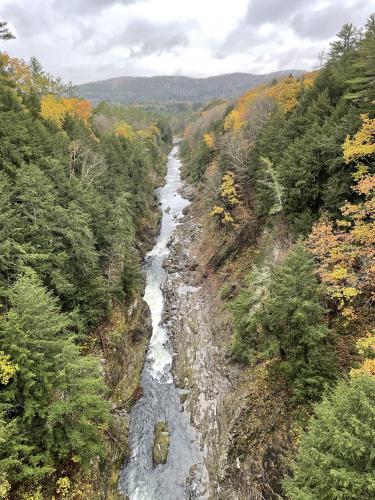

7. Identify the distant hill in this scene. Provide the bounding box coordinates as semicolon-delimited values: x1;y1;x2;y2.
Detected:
77;71;305;105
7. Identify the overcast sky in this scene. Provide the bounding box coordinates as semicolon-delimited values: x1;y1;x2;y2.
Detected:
1;0;374;84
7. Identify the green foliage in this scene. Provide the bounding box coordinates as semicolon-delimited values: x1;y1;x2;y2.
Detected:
0;21;14;40
328;23;362;65
346;14;375;104
0;271;110;485
231;264;271;363
244;16;375;230
253;80;362;230
283;375;375;499
262;243;336;401
232;243;336;402
0;51;170;495
183;139;212;182
0;71;166;326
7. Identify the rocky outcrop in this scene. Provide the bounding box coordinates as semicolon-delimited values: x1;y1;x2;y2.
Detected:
93;296;153;499
163;187;294;499
152;422;170;466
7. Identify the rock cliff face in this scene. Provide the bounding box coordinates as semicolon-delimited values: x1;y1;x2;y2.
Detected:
163;184;294;499
94;297;153;499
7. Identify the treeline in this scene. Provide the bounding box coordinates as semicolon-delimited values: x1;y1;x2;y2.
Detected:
182;15;375;499
0;40;171;497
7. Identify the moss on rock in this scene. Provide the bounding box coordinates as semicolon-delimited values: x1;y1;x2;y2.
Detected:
152;421;170;466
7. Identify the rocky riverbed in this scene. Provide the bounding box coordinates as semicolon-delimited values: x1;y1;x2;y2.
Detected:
162;181;291;499
162;184;237;499
118;149;293;499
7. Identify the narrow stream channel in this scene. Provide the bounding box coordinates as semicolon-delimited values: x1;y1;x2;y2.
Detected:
118;145;205;499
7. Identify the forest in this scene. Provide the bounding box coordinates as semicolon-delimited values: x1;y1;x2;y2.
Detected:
0;23;172;498
181;14;375;499
0;7;375;500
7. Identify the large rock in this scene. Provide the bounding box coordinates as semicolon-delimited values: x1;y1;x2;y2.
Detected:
152;421;170;466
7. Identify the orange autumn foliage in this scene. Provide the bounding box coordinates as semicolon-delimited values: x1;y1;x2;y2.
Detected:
40;95;92;128
224;72;318;131
68;98;92;123
308;173;375;320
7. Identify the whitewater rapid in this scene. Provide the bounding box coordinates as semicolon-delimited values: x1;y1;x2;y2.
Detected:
118;145;206;500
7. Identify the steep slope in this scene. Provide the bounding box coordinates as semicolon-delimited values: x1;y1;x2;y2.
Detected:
175;15;375;497
77;70;304;104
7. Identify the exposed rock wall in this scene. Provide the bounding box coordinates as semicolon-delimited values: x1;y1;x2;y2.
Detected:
163;185;294;499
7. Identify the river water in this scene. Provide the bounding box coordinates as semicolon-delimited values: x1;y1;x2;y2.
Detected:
118;145;206;499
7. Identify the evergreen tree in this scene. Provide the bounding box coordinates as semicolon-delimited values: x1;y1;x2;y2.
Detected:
283;375;375;499
346;13;375;104
260;243;336;402
230;264;271;362
0;271;109;485
0;21;14;40
0;49;170;495
328;23;361;64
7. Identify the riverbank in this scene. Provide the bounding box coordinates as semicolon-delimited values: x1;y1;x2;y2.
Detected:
163;171;296;498
88;157;167;499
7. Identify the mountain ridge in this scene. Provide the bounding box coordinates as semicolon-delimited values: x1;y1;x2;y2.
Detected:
77;70;305;104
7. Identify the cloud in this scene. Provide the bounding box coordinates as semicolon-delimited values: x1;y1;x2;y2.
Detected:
2;0;53;37
244;0;310;25
2;0;146;38
216;0;313;56
217;0;373;57
53;0;144;15
2;0;375;83
99;18;195;57
291;0;371;40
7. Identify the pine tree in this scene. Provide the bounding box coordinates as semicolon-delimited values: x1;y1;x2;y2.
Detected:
283;375;375;499
230;264;271;362
346;13;375;104
260;243;336;402
328;23;361;64
0;21;14;40
0;271;109;485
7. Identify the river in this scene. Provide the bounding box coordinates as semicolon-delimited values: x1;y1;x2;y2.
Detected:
118;145;206;499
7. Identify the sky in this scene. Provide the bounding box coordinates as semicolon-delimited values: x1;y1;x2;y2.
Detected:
0;0;374;84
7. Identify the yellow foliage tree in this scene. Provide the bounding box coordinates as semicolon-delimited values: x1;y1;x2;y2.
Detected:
0;351;18;385
40;94;66;128
343;113;375;179
115;121;137;141
1;53;64;97
224;109;243;131
350;331;375;377
309;114;375;321
137;123;161;144
266;76;301;113
210;171;240;225
203;132;216;149
40;95;92;129
224;72;318;131
220;171;240;205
